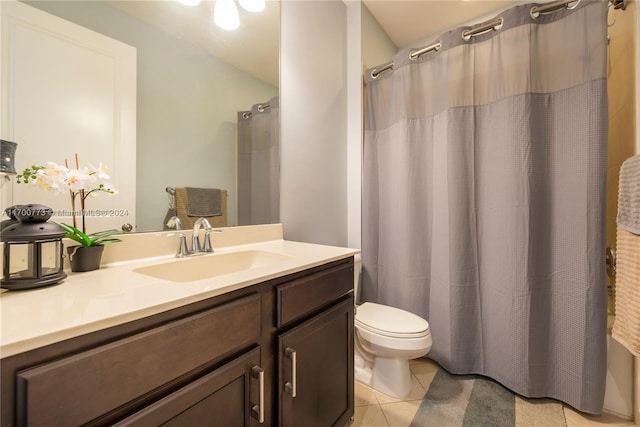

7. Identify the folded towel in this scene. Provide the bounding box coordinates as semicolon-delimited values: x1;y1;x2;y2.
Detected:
612;227;640;356
174;188;227;229
617;154;640;234
182;187;222;217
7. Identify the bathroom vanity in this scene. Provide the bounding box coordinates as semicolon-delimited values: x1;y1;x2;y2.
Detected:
0;228;358;427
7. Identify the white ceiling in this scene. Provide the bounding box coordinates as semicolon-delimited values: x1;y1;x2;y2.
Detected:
108;0;530;87
362;0;524;49
107;0;280;87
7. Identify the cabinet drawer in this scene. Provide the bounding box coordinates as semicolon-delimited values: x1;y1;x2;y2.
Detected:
276;260;353;327
16;294;261;426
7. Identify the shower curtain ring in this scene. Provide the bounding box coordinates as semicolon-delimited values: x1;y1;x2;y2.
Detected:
530;0;580;19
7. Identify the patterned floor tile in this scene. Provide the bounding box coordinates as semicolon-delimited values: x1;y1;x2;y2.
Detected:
410;358;439;391
355;358;635;427
353;404;390;427
375;373;426;404
380;400;423;427
356;381;380;407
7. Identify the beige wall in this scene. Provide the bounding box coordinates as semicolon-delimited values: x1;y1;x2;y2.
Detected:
635;2;640;426
605;1;638;423
606;1;637;316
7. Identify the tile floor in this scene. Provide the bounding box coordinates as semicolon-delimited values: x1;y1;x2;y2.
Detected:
353;358;635;427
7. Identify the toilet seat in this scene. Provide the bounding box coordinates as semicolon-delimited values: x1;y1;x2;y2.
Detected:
355;302;430;338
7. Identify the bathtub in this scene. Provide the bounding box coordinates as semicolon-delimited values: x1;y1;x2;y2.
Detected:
603;315;634;419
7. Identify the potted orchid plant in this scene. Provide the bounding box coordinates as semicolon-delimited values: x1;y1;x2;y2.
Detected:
16;155;122;272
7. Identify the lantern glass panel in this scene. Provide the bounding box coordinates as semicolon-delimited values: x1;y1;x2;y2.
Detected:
41;240;62;275
8;242;35;279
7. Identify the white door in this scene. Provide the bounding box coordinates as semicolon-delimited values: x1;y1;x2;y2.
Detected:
1;1;136;232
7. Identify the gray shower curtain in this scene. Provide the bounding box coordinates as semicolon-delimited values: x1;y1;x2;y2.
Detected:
237;96;280;225
362;0;608;414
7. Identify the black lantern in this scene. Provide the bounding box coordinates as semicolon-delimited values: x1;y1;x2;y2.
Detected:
1;204;67;290
0;139;17;175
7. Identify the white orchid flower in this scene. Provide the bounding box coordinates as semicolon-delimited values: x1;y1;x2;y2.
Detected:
66;167;96;192
34;164;69;194
89;162;111;181
101;181;118;195
19;158;118;203
43;161;69;178
34;174;53;191
87;162;117;195
16;157;120;236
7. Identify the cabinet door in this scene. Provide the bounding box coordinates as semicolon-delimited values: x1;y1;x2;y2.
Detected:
278;297;354;427
116;347;265;427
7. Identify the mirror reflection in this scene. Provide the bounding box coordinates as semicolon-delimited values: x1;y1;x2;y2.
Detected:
3;0;280;232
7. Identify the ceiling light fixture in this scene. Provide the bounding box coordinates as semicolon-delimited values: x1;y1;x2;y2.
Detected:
238;0;265;13
214;0;240;31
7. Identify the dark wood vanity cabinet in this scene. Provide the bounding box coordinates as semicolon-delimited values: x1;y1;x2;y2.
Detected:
14;295;263;427
278;299;354;427
0;257;354;427
115;347;264;427
275;262;355;427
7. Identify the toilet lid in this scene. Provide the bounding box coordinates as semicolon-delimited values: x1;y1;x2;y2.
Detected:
356;302;429;337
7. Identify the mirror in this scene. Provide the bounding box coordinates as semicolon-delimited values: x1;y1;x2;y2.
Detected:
5;0;280;232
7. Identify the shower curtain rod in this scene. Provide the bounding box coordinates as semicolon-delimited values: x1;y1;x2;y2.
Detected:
241;102;272;119
530;0;580;17
370;0;625;80
462;17;503;40
372;41;441;78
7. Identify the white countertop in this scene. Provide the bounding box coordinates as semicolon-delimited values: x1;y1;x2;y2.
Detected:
0;239;359;358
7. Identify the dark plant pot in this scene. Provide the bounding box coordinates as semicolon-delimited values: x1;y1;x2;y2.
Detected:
67;245;104;272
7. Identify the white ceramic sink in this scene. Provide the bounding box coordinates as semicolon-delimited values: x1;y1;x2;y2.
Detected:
133;250;292;283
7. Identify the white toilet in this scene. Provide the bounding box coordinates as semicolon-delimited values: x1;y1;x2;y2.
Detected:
353;256;432;398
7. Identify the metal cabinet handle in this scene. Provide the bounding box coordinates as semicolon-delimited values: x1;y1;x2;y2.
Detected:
251;366;265;423
284;347;297;398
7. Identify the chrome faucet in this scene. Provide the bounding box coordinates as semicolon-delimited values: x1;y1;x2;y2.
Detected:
166;215;183;230
165;217;220;258
192;217;214;254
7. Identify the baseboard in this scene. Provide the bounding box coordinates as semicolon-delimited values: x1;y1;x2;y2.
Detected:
602;407;633;421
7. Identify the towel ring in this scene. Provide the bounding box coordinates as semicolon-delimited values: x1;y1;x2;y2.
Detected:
606;247;616;278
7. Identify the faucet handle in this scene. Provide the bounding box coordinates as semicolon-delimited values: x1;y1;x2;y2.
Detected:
202;231;213;253
202;229;222;253
163;232;189;258
192;234;202;253
177;234;190;258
